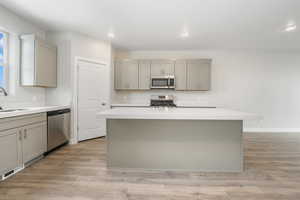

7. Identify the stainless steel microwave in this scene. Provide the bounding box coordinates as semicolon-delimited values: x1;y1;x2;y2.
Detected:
151;75;175;89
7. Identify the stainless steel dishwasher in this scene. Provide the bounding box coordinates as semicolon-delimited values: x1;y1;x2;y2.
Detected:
47;109;71;152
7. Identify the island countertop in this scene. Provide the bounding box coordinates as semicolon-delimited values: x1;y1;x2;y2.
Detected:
99;107;259;120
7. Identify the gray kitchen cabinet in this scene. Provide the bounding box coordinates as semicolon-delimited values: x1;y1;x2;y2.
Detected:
114;58;211;91
150;60;175;76
187;59;211;91
20;34;57;88
174;60;187;91
22;122;47;164
115;60;139;90
0;113;47;179
138;60;151;90
0;128;22;176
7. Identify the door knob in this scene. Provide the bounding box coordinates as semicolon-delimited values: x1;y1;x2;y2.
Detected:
101;102;106;106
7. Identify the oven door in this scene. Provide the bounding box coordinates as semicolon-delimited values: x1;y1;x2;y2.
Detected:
151;77;169;89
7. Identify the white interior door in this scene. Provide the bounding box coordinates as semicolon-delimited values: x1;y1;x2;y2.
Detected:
77;60;109;142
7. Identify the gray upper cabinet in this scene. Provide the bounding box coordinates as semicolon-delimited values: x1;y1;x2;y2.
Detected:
138;60;151;90
174;60;187;91
187;59;211;91
150;60;174;76
115;60;139;90
114;58;211;91
20;34;57;88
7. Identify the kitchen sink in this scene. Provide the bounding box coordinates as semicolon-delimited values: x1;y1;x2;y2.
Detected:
0;109;27;113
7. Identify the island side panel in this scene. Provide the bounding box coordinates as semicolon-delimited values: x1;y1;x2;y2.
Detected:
107;119;243;172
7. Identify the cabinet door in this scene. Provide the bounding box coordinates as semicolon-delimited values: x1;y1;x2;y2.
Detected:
20;35;35;86
175;60;187;90
35;39;57;87
138;60;151;90
115;60;139;90
187;59;211;91
22;122;47;163
0;128;22;175
150;60;174;76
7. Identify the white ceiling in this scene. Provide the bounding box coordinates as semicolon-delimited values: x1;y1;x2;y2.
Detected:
0;0;299;50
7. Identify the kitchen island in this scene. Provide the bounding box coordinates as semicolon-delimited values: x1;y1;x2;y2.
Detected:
100;107;258;172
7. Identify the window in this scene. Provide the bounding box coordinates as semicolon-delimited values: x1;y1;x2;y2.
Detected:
0;31;8;89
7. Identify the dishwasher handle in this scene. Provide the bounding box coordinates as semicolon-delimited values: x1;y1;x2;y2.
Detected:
47;109;70;116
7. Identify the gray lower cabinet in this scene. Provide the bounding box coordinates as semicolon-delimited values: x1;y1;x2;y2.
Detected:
0;128;22;176
22;122;47;164
0;113;47;179
186;59;211;91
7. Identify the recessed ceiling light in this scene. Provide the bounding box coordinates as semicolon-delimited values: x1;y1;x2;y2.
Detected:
107;32;115;39
285;24;297;32
283;22;297;32
180;31;189;38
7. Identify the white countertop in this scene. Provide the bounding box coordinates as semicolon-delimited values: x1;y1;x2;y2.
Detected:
0;105;71;119
111;103;150;107
111;103;218;108
99;107;259;120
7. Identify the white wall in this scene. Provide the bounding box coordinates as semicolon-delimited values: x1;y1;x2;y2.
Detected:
45;32;72;105
46;32;112;105
113;50;300;131
0;5;46;107
46;31;112;143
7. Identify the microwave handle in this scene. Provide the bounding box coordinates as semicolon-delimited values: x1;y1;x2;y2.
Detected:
168;77;175;87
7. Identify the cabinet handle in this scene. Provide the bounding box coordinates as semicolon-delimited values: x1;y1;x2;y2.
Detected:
24;129;27;139
19;131;22;141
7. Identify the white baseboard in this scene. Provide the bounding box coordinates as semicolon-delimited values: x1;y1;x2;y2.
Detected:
244;128;300;133
69;138;78;145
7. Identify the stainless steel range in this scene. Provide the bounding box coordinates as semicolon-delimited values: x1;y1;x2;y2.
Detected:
150;95;176;107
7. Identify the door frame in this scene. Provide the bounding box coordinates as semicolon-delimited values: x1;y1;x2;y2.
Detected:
72;57;109;144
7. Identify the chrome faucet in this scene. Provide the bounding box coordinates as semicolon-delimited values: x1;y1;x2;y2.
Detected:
0;87;8;96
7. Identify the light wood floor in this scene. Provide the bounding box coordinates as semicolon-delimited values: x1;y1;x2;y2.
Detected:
1;133;300;200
